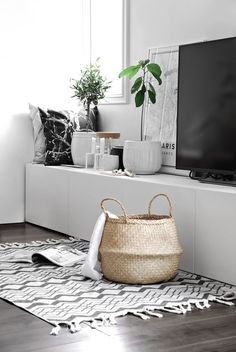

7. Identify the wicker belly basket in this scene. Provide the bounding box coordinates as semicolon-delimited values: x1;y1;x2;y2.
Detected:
99;194;183;284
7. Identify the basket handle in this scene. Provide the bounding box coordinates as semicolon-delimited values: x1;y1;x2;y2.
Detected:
148;193;173;217
101;198;129;223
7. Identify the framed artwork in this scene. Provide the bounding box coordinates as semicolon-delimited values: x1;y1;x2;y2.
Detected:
143;45;179;168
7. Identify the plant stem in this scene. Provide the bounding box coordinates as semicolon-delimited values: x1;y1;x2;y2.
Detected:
141;104;145;141
140;68;146;141
86;101;90;131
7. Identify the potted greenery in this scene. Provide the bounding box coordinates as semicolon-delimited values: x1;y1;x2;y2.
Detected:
119;59;163;174
70;59;111;166
71;58;111;131
119;59;162;140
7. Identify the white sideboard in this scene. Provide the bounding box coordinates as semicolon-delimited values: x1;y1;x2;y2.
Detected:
25;163;236;285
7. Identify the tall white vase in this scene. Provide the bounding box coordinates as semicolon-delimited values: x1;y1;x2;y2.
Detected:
71;131;96;166
123;140;162;174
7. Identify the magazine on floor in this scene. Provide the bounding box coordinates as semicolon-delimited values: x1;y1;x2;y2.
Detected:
1;245;86;267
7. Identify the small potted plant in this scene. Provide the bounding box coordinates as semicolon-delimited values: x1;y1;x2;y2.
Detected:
119;58;162;140
71;58;111;131
70;59;111;166
119;59;163;174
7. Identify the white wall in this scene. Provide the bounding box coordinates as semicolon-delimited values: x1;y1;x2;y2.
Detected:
0;0;236;223
99;0;236;141
0;0;83;223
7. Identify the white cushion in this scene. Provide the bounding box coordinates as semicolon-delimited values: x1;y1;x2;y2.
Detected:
29;103;46;163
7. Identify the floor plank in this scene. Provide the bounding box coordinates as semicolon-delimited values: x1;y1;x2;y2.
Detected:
0;223;235;352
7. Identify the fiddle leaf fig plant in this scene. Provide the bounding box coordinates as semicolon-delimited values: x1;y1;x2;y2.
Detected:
119;59;162;140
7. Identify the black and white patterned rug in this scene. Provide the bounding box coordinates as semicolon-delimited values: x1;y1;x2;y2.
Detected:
0;238;235;335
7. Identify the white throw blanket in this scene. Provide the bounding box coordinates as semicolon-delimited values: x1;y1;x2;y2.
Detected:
81;212;117;280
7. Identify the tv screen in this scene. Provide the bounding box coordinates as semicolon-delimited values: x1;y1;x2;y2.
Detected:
176;37;236;175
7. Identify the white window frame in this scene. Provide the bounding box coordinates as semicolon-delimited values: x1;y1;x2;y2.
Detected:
82;0;128;104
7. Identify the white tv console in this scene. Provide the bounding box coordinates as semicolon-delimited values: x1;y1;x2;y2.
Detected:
25;163;236;285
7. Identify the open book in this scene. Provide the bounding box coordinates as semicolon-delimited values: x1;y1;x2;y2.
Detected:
2;245;86;267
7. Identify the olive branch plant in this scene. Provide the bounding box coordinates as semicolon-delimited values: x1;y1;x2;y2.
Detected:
70;59;111;131
119;59;162;140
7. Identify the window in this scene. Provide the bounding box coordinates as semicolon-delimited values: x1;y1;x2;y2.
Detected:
83;0;128;104
8;0;127;109
16;0;86;108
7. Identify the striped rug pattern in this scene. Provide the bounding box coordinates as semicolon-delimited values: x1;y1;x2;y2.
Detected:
0;238;234;334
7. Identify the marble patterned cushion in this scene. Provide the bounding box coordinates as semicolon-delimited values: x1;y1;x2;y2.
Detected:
29;104;97;165
39;108;74;166
29;103;46;163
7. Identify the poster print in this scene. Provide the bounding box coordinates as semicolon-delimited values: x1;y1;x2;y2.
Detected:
143;45;179;167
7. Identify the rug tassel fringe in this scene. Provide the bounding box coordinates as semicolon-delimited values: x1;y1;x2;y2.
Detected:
174;302;191;313
161;306;183;314
195;301;206;310
102;317;111;326
50;324;61;336
89;320;102;329
48;294;234;336
185;302;193;311
203;299;211;309
132;311;151;320
108;316;117;325
75;321;82;331
69;322;82;333
145;310;163;318
213;297;234;306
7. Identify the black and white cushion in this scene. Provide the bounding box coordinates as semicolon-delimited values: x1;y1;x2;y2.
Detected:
39;108;74;166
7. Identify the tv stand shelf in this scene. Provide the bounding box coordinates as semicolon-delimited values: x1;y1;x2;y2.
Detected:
25;164;236;285
199;176;236;187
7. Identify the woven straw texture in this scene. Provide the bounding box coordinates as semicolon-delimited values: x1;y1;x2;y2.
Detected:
99;194;183;284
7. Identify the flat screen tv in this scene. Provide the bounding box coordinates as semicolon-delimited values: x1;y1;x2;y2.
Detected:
176;37;236;181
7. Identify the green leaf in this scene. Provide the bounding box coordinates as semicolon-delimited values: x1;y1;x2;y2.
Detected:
148;90;156;104
135;90;145;107
150;73;162;85
138;59;150;68
149;82;155;94
118;65;141;79
147;63;162;77
127;65;141;79
156;76;162;85
131;77;142;94
141;84;146;93
147;63;162;84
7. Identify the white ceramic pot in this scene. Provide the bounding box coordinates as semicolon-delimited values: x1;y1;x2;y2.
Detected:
71;131;96;166
123;140;162;174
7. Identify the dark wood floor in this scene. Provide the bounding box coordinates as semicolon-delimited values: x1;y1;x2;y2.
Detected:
0;223;236;352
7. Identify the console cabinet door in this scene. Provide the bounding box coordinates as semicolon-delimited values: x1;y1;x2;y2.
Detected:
25;164;68;234
195;189;236;285
68;172;128;240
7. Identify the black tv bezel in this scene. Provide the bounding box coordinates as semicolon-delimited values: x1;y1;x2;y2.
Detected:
176;36;236;177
